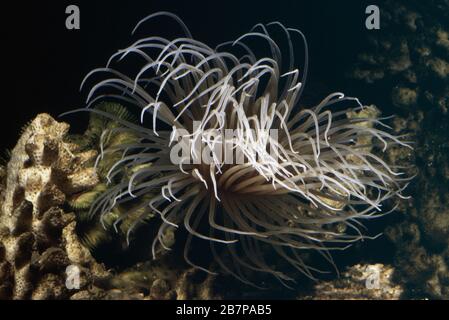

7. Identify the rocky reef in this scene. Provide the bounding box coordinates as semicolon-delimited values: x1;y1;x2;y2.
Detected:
304;264;403;300
350;0;449;299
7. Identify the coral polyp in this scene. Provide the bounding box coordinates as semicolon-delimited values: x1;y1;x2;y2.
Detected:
67;12;412;287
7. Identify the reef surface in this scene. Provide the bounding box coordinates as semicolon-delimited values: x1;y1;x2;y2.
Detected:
350;0;449;299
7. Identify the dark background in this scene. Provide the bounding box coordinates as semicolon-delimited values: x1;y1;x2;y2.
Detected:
2;0;378;151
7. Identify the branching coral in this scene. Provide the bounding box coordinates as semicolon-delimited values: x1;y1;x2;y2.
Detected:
64;12;413;287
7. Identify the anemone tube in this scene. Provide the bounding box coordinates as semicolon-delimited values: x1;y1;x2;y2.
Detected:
65;12;413;287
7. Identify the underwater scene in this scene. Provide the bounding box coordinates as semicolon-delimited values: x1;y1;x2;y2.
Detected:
1;0;449;301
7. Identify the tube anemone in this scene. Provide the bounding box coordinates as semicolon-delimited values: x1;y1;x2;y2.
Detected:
69;12;413;287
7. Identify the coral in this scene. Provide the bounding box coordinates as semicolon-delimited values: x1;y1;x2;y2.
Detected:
0;114;110;299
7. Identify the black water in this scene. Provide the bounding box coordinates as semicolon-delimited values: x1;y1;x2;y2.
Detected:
3;0;375;149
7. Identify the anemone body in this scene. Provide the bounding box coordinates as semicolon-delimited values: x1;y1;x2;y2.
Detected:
73;12;412;286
